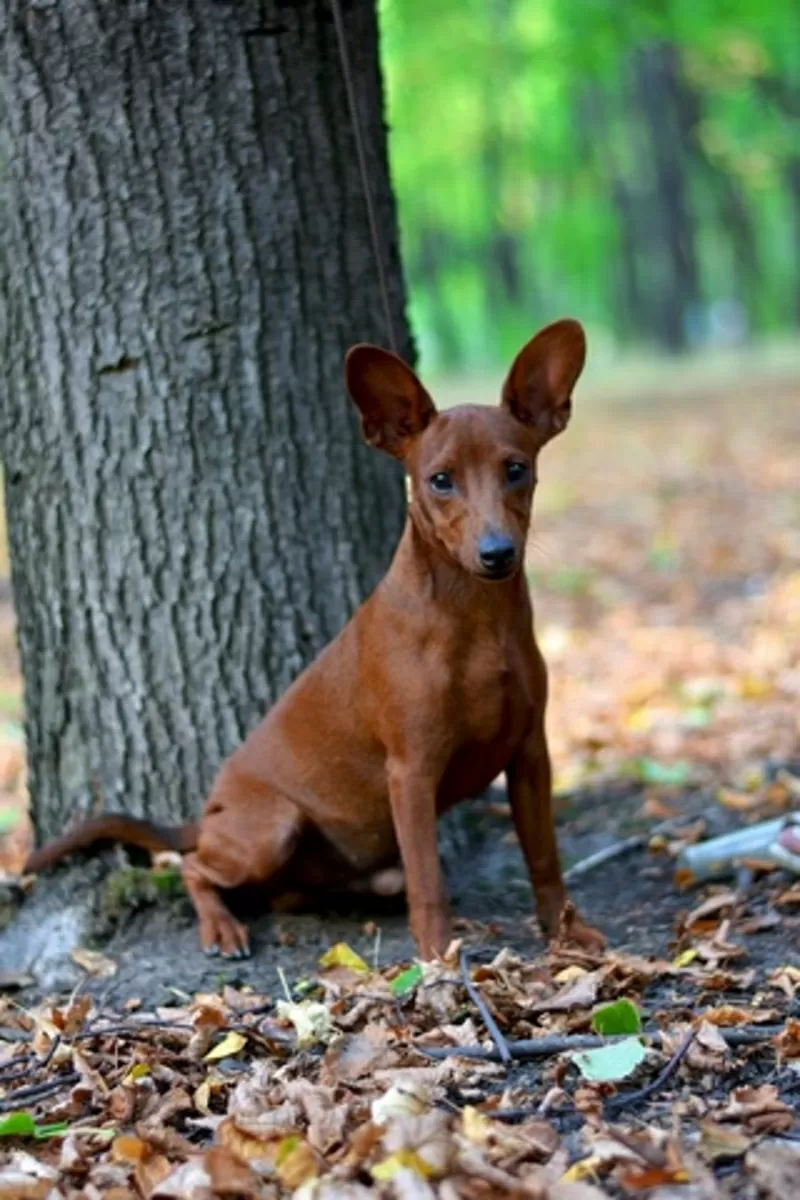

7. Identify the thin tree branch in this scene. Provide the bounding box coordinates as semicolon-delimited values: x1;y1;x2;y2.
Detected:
459;949;511;1066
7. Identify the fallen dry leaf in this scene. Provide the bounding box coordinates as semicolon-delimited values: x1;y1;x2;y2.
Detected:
70;947;118;978
716;1084;794;1134
697;1120;751;1163
529;970;601;1013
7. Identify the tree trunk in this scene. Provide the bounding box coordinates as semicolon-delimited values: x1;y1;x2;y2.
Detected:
0;0;410;846
756;73;800;327
634;42;701;351
573;83;650;343
785;157;800;326
670;63;759;308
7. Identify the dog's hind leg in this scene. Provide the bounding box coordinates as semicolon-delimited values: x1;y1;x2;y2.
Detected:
182;787;304;958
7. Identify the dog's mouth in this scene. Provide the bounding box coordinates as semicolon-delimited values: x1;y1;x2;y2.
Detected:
475;560;519;582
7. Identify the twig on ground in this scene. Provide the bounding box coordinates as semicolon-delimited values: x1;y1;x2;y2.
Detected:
563;817;688;884
0;1072;80;1113
416;1023;783;1062
564;836;644;883
0;1054;32;1083
75;1020;194;1040
459;949;511;1066
604;1028;697;1113
0;1033;63;1085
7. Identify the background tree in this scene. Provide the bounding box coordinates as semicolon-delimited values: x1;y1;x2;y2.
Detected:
381;0;800;367
0;0;411;848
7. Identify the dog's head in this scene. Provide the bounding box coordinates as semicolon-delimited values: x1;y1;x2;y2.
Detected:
345;319;586;581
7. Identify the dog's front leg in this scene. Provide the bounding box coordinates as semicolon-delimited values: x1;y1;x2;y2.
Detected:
387;757;450;959
507;722;605;953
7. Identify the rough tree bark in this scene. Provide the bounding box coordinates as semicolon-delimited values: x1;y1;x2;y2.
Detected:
0;0;411;856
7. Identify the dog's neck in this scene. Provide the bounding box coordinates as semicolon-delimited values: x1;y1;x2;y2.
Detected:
381;515;529;620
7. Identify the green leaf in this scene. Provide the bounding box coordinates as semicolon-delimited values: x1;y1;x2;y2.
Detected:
572;1037;647;1083
648;542;679;570
0;1112;69;1140
389;963;423;997
591;999;642;1036
33;1122;70;1140
682;705;712;728
634;758;690;787
0;808;19;834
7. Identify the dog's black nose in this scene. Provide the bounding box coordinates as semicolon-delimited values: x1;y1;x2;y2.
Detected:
478;533;516;575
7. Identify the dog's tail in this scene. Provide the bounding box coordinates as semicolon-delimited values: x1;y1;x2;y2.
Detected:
24;814;199;875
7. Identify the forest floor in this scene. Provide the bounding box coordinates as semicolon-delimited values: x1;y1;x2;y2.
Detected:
0;345;799;1197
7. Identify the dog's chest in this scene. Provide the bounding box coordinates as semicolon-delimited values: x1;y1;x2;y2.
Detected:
433;638;533;808
448;632;532;746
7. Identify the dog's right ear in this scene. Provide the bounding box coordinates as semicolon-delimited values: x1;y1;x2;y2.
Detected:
345;345;436;460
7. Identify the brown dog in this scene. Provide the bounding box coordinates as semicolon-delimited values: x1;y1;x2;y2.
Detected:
26;319;604;960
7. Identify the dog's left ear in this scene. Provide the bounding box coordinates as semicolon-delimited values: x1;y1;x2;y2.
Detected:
345;345;436;460
501;319;586;442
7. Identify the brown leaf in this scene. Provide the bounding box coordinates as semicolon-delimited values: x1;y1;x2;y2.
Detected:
773;1018;800;1064
717;1085;794;1134
529;970;601;1014
683;891;739;930
216;1117;277;1163
285;1078;349;1153
617;1163;689;1192
70;946;118;978
60;994;93;1036
320;1027;399;1084
191;995;228;1030
204;1146;264;1195
684;1020;729;1072
774;883;800;908
697;1120;751;1163
108;1085;137;1124
700;1004;773;1027
135;1153;174;1198
73;1045;110;1097
716;787;763;812
111;1134;150;1164
140;1085;193;1130
768;964;800;999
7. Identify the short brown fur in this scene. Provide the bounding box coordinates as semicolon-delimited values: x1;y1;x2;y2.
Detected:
26;320;604;960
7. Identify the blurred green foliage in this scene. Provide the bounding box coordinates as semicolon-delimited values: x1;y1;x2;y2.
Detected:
379;0;800;369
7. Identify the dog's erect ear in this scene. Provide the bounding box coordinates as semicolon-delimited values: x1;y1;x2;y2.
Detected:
501;319;586;442
345;345;436;459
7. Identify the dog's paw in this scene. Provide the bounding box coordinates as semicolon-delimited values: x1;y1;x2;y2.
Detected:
553;900;606;957
199;913;251;960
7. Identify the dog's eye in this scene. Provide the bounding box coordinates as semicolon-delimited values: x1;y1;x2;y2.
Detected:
429;471;454;496
505;460;528;486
